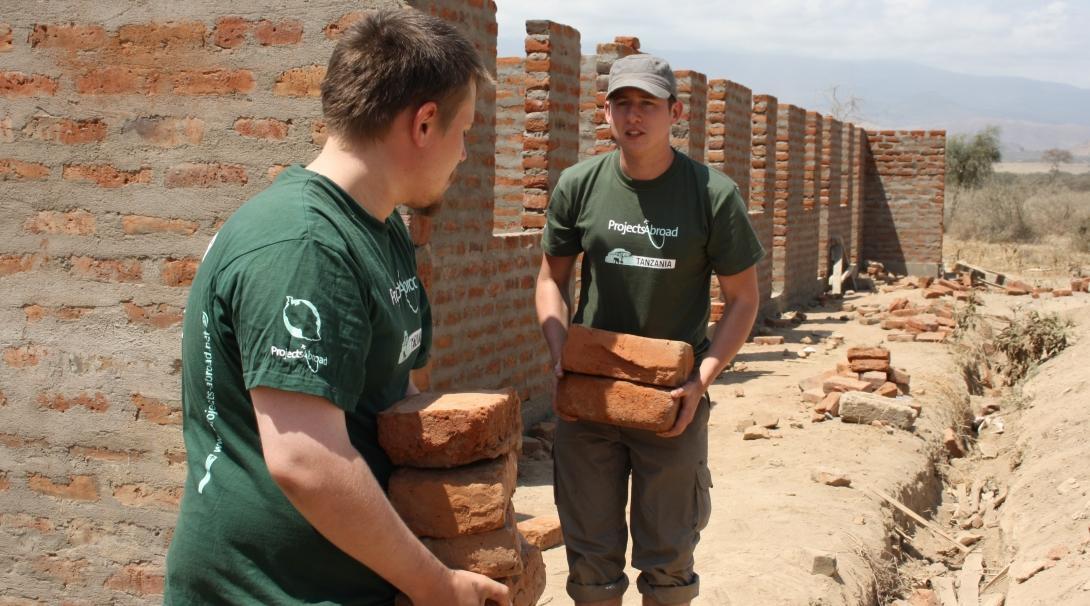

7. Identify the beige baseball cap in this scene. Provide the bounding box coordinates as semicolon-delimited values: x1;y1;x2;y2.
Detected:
607;54;677;99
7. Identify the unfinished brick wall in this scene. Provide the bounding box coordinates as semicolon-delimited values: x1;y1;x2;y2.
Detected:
587;37;639;157
578;55;598;160
850;126;867;265
494;56;525;233
520;20;580;230
773;105;821;305
863;130;946;275
671;71;707;163
818;116;847;280
749;94;778;306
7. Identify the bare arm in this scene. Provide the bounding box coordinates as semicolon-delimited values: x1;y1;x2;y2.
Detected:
660;265;760;437
535;253;577;365
251;387;508;606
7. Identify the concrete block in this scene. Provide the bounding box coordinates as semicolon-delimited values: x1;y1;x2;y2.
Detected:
421;507;523;577
839;391;917;430
556;373;677;431
378;389;521;468
388;452;516;538
562;324;693;387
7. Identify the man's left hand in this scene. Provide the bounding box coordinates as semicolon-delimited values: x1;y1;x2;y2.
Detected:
659;377;705;438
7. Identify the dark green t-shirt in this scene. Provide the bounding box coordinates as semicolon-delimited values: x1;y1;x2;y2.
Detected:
164;165;431;605
543;149;764;357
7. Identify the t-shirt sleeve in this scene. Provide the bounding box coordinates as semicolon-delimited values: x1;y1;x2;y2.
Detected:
707;185;766;276
229;240;371;411
541;177;583;257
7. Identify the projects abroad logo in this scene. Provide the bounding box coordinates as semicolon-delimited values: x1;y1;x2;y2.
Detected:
271;296;329;373
604;248;676;270
390;273;421;314
607;219;679;250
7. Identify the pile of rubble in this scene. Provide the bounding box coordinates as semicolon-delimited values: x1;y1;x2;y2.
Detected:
798;346;918;427
851;297;959;343
378;389;546;606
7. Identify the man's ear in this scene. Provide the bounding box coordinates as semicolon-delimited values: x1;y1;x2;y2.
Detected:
604;99;614;125
670;99;683;121
411;101;440;147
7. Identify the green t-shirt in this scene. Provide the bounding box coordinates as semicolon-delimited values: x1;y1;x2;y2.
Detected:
164;165;431;605
543;149;764;357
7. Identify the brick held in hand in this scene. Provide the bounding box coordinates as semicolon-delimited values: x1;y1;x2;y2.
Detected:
378;389;521;468
501;533;547;606
388;452;516;539
561;324;693;387
420;505;523;578
556;373;678;432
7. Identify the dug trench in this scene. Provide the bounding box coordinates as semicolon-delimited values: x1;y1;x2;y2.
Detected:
512;281;1089;605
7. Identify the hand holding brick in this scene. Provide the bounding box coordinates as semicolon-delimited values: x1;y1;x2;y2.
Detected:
555;373;679;432
561;325;693;387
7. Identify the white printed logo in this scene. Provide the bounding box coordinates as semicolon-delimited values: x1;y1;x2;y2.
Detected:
283;296;322;341
398;328;423;364
607;219;679;250
390;273;421;314
605;248;677;270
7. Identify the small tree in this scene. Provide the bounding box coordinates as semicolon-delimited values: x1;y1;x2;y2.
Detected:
947;126;1002;189
824;85;863;123
1042;148;1073;174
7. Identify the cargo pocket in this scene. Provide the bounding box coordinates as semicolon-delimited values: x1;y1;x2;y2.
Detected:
694;463;713;531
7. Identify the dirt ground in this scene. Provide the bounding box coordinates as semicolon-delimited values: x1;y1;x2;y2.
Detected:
513;276;1090;605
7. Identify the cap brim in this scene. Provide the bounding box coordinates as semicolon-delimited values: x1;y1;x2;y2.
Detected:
607;76;672;99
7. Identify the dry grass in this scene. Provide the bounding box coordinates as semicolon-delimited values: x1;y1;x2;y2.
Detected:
944;237;1090;281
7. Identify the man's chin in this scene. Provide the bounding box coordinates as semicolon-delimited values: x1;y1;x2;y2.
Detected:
408;200;443;217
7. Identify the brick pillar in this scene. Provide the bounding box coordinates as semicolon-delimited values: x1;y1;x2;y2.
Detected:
521;20;580;230
493;56;525;234
750;94;777;307
774;104;817;305
590;36;639;156
818;116;842;279
578;54;598;160
804;111;823;212
850;126;866;264
706;79;751;193
671;70;706;162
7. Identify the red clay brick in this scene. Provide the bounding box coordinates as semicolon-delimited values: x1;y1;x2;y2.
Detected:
0;71;59;96
22;116;107;144
121;215;198;236
0;24;10;52
822;375;872;394
26;473;98;501
503;534;547;606
122;302;183;328
24;210;95;235
63;164;151;188
324;12;366;39
117;21;206;49
172;70;255;95
906;314;940;333
131;394;182;425
28;23;108;49
378;389;521;468
388;452;515;538
165;163;247;188
103;563;164;595
850;358;891;373
32;555;90;586
272;65;324;97
561;325;693;387
161;257;199;287
126;116;204;147
112;483;181;509
0;159;50;180
3;344;44;367
233;117;291;140
212;17;250;48
69;445;142;462
846;347;890;362
516;515;562;551
75;66;162;95
69;256;143;282
254;19;303;45
555;373;678;432
753;335;784;345
36;391;109;413
420;508;522;577
876;382;900;397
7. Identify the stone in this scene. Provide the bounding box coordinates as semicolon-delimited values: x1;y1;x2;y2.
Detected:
1046;544;1069;560
887;332;916;342
811;467;851;487
806;548;838;577
839;391;917;430
389;452;517;539
502;534;547;606
876;382;900;398
858;316;881;325
733;387;745;398
943;428;964;458
801;387;826;403
517;515;563;551
556;373;677;432
823;375;872;394
421;508;523;577
561;324;693;387
907;589;940;606
957;532;983;546
801;336;814;344
743;426;771;440
756;412;779;429
1012;560;1049;583
378;389;521;468
1053;288;1073;297
753;335;785;345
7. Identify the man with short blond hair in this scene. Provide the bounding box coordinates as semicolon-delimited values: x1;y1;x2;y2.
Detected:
536;54;763;606
165;10;507;606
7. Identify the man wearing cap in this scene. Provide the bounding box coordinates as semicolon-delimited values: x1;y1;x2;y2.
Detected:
535;54;764;605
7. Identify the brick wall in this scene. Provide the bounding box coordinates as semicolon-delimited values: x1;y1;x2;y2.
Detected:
850;126;866;264
818;116;846;280
749;94;778;307
588;37;639;157
671;71;707;163
863;130;946;275
493;56;525;233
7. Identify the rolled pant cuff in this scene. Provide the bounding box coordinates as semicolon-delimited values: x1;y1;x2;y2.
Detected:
636;573;700;604
567;574;629;602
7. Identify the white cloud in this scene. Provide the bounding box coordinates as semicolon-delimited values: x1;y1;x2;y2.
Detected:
495;0;1090;88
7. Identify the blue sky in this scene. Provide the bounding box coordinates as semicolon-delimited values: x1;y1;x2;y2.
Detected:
496;0;1090;90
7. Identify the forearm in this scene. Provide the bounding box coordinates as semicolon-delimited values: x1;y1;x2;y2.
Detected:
272;443;450;602
535;276;571;364
696;294;759;390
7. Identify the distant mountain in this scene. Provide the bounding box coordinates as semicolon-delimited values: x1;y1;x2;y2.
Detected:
501;35;1090;158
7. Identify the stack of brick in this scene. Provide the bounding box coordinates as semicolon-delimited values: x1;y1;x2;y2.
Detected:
800;346;914;425
873;298;957;343
555;325;693;431
1071;277;1090;293
377;389;545;606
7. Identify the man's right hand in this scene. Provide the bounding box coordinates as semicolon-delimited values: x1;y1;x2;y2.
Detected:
551;360;577;422
411;569;509;606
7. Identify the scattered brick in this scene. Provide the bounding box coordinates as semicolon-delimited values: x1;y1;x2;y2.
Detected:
743;425;770;440
943;428;964;458
915;332;947;343
887;332;916;342
555;373;677;432
389;452;516;539
850;358;890;373
516;515;563;551
1052;288;1072;297
822;375;871;394
561;325;693;387
906;314;940;333
753;335;785;345
839;392;917;430
811;467;851;487
881;318;907;330
818;392;841;416
875;382;900;398
860;371;887;388
378;389;521;468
